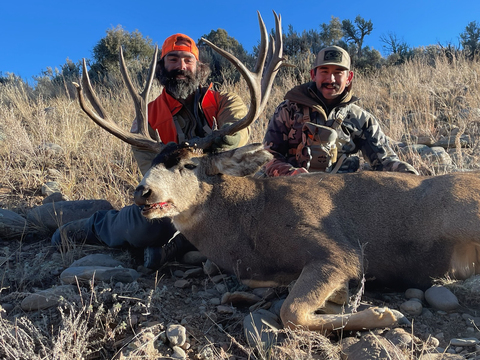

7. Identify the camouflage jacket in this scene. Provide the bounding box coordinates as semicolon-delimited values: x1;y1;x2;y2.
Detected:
263;82;418;176
131;86;249;175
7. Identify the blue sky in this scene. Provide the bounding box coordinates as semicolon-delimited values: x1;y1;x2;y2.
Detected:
2;0;478;83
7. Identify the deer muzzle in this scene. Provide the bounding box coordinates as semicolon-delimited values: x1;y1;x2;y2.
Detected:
134;185;151;206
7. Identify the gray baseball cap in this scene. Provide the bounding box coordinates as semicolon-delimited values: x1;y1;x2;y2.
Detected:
313;46;350;70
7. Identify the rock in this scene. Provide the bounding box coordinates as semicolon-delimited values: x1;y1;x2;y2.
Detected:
203;259;220;276
461;274;480;296
70;254;125;268
425;285;460;311
463;313;480;327
174;279;190;289
217;305;235;314
171;345;186;359
400;299;423;316
0;208;29;239
384;328;418;351
269;298;285;318
41;181;61;196
37;142;63;157
181;251;207;265
183;268;204;278
166;323;187;347
211;274;228;283
449;337;480;346
42;192;68;204
243;309;282;349
433;135;472;149
60;266;140;284
26;199;113;233
405;288;425;301
21;285;78;311
419;354;465;359
221;291;262;306
340;333;407;360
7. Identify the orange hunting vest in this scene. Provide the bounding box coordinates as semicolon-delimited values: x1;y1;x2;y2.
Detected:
147;84;218;144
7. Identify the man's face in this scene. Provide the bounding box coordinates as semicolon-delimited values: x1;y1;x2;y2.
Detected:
163;50;197;75
311;65;353;102
159;48;199;100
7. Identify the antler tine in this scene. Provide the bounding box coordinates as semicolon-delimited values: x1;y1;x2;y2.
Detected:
261;11;290;109
73;47;164;153
194;10;284;150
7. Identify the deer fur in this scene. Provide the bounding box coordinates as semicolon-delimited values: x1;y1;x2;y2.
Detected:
133;143;480;331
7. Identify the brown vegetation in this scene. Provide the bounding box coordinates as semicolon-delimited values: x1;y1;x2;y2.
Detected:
1;54;480;358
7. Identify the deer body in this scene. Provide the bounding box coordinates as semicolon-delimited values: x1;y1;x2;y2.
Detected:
134;144;480;331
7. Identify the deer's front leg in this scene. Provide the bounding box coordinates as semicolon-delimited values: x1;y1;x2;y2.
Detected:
280;262;402;332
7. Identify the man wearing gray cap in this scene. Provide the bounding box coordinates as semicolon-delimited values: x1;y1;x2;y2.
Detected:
263;46;418;176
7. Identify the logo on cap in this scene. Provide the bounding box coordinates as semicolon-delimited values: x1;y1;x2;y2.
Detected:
323;50;343;63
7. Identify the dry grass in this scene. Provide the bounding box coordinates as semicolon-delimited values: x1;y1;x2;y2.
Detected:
1;53;480;359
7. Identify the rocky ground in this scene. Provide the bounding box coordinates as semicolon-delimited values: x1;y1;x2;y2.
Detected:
2;196;480;359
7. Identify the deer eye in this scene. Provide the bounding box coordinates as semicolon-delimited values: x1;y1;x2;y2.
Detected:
184;164;197;170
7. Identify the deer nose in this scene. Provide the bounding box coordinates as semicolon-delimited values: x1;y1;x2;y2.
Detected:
134;185;152;205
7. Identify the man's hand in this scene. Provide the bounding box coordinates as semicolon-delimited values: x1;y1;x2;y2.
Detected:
212;132;241;151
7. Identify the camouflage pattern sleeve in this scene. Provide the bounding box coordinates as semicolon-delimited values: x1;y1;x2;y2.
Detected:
351;106;418;175
263;100;305;176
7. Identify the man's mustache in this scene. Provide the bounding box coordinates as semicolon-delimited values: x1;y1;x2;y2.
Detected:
167;69;194;81
321;82;340;90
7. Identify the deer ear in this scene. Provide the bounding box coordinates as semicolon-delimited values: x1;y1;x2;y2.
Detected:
207;144;273;177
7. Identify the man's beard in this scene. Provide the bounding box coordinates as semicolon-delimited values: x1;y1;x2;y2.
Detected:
158;68;201;100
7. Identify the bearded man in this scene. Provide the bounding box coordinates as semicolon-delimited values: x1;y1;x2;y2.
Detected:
52;34;249;268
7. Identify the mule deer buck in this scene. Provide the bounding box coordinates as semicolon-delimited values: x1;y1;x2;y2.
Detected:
74;11;480;332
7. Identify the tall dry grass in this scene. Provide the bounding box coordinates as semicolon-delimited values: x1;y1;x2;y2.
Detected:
1;53;479;211
1;51;480;360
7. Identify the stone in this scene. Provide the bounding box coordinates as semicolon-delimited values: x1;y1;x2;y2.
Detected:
405;288;425;301
243;309;283;350
60;266;140;284
166;323;187;347
182;268;204;278
425;285;460;311
171;345;186;359
42;192;68;204
341;333;407;360
400;299;423;316
181;251;207;265
384;328;415;350
21;285;78;311
449;337;480;347
203;259;220;276
41;181;61;196
174;279;190;289
70;254;124;268
221;291;262;306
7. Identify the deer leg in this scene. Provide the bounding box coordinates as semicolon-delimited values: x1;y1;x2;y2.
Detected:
279;263;400;332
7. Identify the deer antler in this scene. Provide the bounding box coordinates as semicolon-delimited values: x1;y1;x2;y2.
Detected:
194;10;287;149
73;46;164;153
73;10;287;153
